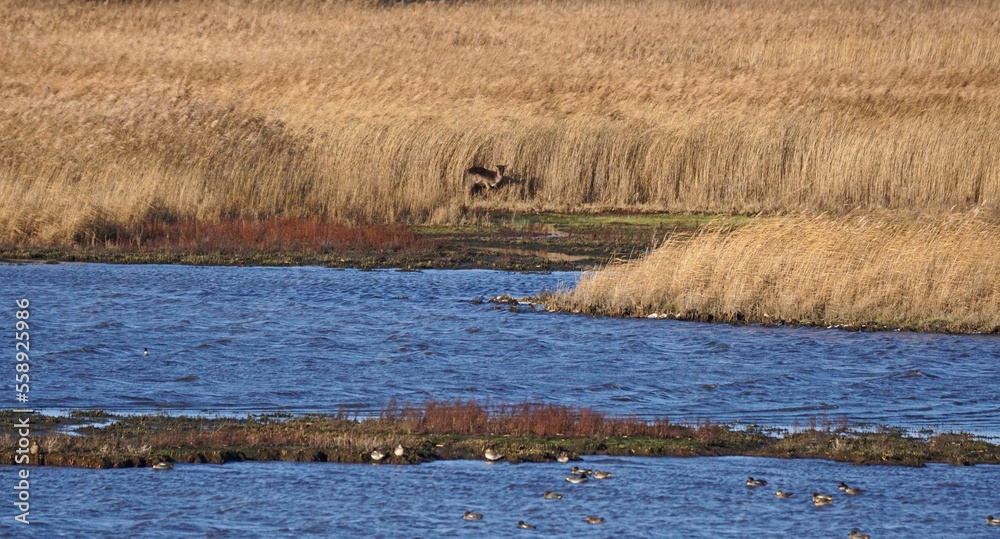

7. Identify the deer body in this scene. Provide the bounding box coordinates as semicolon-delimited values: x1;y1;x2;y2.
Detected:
466;165;508;196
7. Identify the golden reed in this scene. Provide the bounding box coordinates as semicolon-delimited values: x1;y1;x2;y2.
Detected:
2;0;1000;243
549;214;1000;333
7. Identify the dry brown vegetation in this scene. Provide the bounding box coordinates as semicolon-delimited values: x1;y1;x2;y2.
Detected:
4;404;999;468
116;217;426;252
3;0;1000;245
548;213;1000;333
380;398;686;438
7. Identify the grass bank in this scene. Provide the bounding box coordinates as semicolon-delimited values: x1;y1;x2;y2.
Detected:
546;214;1000;333
3;401;998;469
3;0;1000;244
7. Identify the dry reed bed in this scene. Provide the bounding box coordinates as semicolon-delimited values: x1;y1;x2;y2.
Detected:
548;215;1000;333
3;0;1000;243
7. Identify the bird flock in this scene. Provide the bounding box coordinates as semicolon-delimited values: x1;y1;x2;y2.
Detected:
460;450;608;530
140;438;1000;535
749;476;879;537
457;467;1000;534
152;435;998;533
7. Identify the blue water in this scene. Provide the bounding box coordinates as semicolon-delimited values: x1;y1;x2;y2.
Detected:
2;263;1000;537
1;263;998;434
3;456;999;537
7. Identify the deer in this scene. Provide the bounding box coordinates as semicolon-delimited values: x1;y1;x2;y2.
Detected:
466;164;508;196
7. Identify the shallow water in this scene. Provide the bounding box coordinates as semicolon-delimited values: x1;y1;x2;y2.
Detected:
4;456;999;537
2;264;999;435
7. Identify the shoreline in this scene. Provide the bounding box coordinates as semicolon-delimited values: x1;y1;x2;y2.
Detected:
1;212;716;272
7;212;1000;335
538;214;1000;336
526;294;1000;335
3;408;998;470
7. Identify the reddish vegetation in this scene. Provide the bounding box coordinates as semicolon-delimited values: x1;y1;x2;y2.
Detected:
130;217;430;253
5;403;1000;468
380;398;689;439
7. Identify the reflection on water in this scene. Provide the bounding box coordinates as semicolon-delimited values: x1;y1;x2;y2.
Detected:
7;456;999;537
1;264;999;435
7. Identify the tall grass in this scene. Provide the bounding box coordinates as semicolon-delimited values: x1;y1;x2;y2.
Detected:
2;0;1000;243
549;214;1000;333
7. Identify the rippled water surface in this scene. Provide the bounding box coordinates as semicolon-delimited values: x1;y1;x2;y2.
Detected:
3;263;998;434
4;456;1000;537
3;263;1000;537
